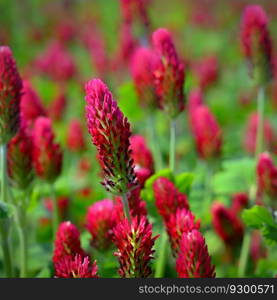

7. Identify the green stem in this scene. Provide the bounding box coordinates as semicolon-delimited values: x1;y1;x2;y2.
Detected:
154;230;168;278
50;184;59;238
204;161;213;208
0;144;13;277
148;115;163;171
121;193;131;222
15;205;28;277
169;119;176;172
237;231;251;277
0;219;13;277
154;119;176;278
255;86;265;159
238;86;265;277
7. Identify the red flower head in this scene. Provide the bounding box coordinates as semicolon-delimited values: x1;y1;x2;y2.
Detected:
152;28;185;118
211;202;244;247
135;167;152;186
48;92;67;122
33;117;63;182
35;41;76;82
188;88;204;114
166;208;200;257
131;47;158;109
130;135;154;171
85;78;137;194
55;254;98;278
44;196;70;220
53;221;86;265
244;112;275;155
240;5;273;84
130;134;154;185
231;193;249;214
153;177;189;222
20;80;47;127
176;229;216;278
67;119;86;152
120;0;150;30
193;55;219;90
113;216;158;278
188;88;204;130
7;123;33;189
85;199;116;250
190;105;222;160
0;46;23;144
256;152;277;203
114;22;137;70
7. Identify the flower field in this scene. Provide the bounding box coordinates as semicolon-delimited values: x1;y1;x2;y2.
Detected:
0;0;277;278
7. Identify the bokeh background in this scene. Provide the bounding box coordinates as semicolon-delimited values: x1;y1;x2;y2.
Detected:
1;0;277;277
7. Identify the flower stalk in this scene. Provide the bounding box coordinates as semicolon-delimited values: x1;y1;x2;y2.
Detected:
169;119;176;172
14;202;28;277
255;86;265;159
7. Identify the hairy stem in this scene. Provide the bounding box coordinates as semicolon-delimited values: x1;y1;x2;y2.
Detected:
50;184;59;238
255;86;265;159
169;119;176;172
122;192;131;222
148;115;163;171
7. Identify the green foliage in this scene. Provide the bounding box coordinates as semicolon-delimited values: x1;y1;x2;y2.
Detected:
212;158;255;195
117;81;143;123
242;205;277;245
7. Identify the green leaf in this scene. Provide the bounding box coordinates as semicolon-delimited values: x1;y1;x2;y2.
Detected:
242;205;275;229
212;158;255;195
261;225;277;246
141;168;174;203
117;81;142;122
36;267;51;278
242;205;277;245
175;172;194;195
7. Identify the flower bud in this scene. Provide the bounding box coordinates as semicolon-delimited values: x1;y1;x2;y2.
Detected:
53;221;86;265
85;199;116;250
152;28;185;118
0;46;22;144
85;79;137;194
211;202;244;247
131;47;158;109
113;216;158;278
7;124;34;189
33;117;63;182
153;177;189;222
190;105;222;160
55;254;98;278
240;5;273;84
176;229;215;278
256;152;277;204
66;119;86;152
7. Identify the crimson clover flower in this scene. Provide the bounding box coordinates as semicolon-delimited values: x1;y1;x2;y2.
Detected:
113;216;158;278
0;46;22;144
152;28;185;118
176;229;216;278
85;78;137;194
